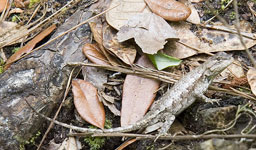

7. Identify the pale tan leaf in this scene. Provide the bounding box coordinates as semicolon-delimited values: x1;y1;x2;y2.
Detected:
72;79;105;129
0;21;28;47
184;0;200;24
106;0;151;30
164;22;256;59
247;68;256;96
220;60;244;79
121;55;160;126
117;12;178;54
103;25;136;64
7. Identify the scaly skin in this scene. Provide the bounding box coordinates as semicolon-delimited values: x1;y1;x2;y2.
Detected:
33;52;234;134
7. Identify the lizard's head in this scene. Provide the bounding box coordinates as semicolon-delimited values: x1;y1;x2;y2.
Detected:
204;52;234;80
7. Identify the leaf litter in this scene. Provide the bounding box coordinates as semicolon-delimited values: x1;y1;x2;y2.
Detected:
117;12;178;54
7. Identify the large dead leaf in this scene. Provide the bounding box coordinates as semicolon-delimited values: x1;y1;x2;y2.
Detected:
103;25;136;64
0;0;9;12
106;0;151;30
4;24;56;70
121;55;160;126
164;22;256;59
144;0;191;21
117;12;178;54
247;68;256;96
72;79;105;129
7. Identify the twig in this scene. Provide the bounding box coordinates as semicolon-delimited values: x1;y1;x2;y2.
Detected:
68;62;256;101
68;132;256;140
232;0;256;68
67;62;178;83
3;3;120;67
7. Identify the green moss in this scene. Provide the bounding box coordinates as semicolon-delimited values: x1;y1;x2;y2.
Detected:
11;15;19;22
84;119;112;150
29;0;40;8
18;131;41;150
12;47;20;53
0;59;4;74
229;11;236;20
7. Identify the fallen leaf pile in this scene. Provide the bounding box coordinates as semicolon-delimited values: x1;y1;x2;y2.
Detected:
70;0;256;133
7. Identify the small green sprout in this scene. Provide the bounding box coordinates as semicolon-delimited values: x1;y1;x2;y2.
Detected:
84;119;112;150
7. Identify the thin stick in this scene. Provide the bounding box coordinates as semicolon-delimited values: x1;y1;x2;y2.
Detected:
4;3;120;67
68;132;256;140
232;0;256;68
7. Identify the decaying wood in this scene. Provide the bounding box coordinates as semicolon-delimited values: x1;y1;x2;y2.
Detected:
0;8;93;149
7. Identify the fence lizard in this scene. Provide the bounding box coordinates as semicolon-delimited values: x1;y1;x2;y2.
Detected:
30;52;234;134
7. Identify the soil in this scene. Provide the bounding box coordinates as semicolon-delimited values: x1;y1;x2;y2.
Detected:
1;0;256;149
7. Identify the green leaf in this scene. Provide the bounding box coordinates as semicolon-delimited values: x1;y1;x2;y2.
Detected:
148;52;182;70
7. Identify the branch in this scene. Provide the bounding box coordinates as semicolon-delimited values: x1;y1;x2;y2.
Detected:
68;132;256;141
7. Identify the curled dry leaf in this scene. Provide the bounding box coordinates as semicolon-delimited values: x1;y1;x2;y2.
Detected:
0;0;9;13
247;68;256;96
72;79;105;129
103;25;136;65
89;21;119;66
106;0;151;30
82;43;110;65
4;24;56;70
117;12;178;54
144;0;191;21
121;55;160;126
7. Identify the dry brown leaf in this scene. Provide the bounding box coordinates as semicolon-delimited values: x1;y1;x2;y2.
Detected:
106;0;151;30
89;21;120;66
103;25;136;64
144;0;191;21
14;0;30;8
72;79;105;129
164;22;256;59
247;68;256;96
121;55;160;126
4;24;56;70
82;43;110;65
0;0;9;13
117;12;178;54
116;138;137;150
